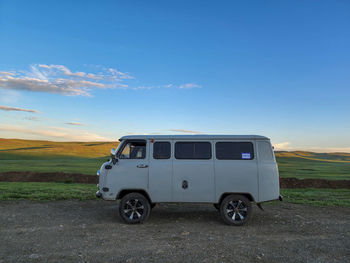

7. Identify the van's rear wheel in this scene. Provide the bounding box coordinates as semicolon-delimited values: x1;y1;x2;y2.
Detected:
119;193;151;224
220;194;252;226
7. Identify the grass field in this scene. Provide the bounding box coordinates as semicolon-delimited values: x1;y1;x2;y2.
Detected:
276;155;350;180
0;138;350;180
0;182;97;200
0;182;349;206
0;138;117;174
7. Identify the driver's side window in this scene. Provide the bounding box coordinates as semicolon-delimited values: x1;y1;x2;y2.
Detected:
119;141;146;159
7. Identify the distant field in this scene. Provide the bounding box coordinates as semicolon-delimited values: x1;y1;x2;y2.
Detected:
0;138;349;180
0;138;118;175
0;138;118;158
276;152;350;180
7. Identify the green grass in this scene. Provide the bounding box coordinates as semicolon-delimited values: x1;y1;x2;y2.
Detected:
276;156;350;180
0;182;98;200
0;182;349;207
0;152;108;175
280;188;350;206
0;138;117;175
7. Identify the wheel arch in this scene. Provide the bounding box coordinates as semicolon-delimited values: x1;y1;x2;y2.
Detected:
117;189;153;204
217;192;255;204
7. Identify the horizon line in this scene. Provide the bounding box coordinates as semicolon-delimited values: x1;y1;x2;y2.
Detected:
1;137;349;154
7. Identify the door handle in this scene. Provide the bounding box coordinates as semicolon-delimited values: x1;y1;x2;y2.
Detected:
136;164;148;168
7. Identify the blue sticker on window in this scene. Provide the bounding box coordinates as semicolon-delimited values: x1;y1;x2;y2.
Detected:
241;153;251;159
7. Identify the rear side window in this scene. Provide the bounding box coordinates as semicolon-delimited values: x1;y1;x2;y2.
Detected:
175;142;211;159
153;142;171;159
216;142;254;160
257;141;274;161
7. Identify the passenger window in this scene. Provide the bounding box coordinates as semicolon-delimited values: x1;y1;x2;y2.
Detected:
153;142;171;159
216;142;254;160
119;141;146;159
258;141;274;161
175;142;211;159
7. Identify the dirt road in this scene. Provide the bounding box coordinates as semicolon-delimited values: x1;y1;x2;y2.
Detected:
0;201;349;263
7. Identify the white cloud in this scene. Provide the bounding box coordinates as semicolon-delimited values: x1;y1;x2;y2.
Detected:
0;64;130;96
0;71;15;77
0;124;113;142
168;129;203;134
271;142;350;153
65;122;85;126
132;83;201;90
299;146;350;153
273;142;291;150
179;83;202;89
0;64;202;96
108;68;133;80
38;64;93;78
0;105;39;113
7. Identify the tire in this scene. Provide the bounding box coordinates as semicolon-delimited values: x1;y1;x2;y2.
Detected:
219;194;252;226
213;203;219;210
119;193;151;224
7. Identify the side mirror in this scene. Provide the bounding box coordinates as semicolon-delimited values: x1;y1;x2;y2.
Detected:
111;148;118;164
111;148;116;156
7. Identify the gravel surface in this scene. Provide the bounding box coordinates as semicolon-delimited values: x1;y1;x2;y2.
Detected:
0;201;349;263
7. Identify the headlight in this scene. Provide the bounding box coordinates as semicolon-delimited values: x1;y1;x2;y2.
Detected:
97;170;100;176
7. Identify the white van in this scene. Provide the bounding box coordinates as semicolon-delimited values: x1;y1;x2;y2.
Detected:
96;135;282;225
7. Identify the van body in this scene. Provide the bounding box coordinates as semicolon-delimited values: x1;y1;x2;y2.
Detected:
96;135;281;225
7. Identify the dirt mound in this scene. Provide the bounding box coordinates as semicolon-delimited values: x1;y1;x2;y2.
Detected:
0;172;349;189
280;177;350;189
0;171;98;184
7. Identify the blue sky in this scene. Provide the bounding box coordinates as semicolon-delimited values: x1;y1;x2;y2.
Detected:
0;0;349;152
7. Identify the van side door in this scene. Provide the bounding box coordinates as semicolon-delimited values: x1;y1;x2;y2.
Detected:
148;140;173;202
113;140;149;194
172;141;215;202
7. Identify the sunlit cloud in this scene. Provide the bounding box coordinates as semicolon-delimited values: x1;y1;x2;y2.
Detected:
168;129;203;134
0;124;113;141
0;65;202;96
0;64;130;96
0;71;15;77
0;105;39;113
65;122;85;126
273;142;291;150
300;147;350;153
272;143;350;153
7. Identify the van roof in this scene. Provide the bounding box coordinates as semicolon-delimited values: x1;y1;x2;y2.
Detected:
119;134;269;141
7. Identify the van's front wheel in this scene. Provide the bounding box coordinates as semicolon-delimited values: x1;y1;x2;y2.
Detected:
220;194;252;226
119;193;151;224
